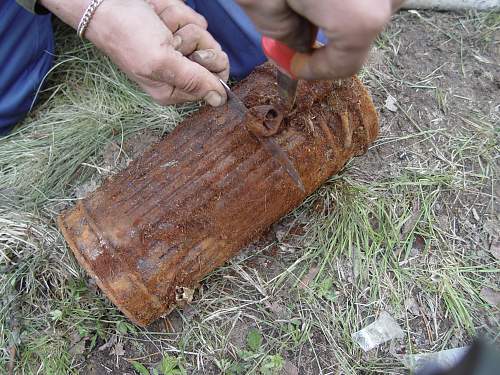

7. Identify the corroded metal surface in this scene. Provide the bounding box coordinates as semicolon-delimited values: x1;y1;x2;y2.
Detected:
58;64;379;326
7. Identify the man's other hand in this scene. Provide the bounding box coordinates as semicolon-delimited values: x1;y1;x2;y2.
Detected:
42;0;229;106
236;0;402;80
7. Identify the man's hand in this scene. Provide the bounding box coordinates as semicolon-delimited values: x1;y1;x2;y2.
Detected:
41;0;229;106
236;0;402;80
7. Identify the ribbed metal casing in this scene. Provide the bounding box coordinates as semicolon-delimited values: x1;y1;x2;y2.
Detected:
58;64;379;326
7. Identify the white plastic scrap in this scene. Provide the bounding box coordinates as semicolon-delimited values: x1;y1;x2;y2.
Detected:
352;311;404;352
399;346;470;372
384;95;398;112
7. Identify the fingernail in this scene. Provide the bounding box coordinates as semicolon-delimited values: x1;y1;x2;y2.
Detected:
193;50;215;62
205;91;224;107
172;35;182;50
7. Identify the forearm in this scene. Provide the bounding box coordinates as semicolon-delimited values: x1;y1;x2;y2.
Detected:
38;0;120;49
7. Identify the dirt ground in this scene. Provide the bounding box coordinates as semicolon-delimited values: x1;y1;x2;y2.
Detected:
1;9;499;375
78;10;498;375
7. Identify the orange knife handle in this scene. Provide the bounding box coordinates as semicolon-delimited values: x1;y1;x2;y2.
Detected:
262;37;297;78
261;23;318;78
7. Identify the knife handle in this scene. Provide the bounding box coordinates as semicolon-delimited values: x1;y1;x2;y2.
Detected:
262;23;318;78
262;38;296;77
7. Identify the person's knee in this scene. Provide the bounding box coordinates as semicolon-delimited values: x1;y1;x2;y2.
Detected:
0;1;54;135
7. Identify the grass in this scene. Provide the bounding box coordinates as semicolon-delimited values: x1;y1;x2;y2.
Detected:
1;11;499;375
0;51;190;209
0;26;191;373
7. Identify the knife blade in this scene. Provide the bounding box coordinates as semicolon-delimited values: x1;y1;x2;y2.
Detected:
261;23;318;110
220;80;305;193
276;71;298;109
258;134;305;193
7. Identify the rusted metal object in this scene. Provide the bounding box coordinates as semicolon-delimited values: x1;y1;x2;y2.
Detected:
222;79;305;192
58;63;379;326
245;104;284;137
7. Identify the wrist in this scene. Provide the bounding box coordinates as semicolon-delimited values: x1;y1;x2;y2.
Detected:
39;0;119;46
82;0;132;50
39;0;91;29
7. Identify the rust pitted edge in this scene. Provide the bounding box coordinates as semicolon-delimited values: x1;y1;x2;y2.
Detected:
57;204;154;326
58;63;380;326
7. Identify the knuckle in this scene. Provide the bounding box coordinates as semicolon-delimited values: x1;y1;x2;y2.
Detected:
220;51;229;64
141;52;176;83
177;23;201;41
195;13;208;29
161;5;182;22
180;72;203;94
181;23;199;34
177;4;208;29
160;4;206;31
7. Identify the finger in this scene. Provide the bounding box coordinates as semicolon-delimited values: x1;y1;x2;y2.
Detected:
154;1;208;32
142;82;197;106
142;77;226;107
174;24;222;56
291;43;371;80
149;49;227;107
237;0;306;48
190;49;230;81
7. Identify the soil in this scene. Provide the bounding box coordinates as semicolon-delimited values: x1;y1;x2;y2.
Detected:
76;10;499;375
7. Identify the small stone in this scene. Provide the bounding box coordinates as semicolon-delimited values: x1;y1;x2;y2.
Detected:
472;208;480;222
98;335;116;352
283;360;299;375
68;332;87;356
489;237;500;261
299;265;320;289
110;342;125;357
405;297;421;316
384;95;398;112
480;287;500;307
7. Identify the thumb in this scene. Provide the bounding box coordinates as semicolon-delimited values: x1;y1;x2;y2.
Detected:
290;44;369;80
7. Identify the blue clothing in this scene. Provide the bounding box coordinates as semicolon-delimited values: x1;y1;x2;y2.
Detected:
186;0;267;80
0;0;54;135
